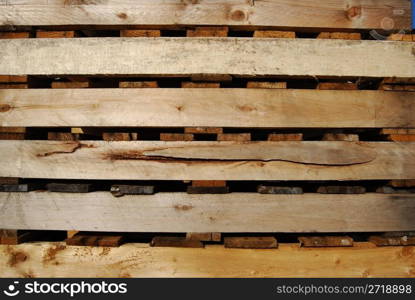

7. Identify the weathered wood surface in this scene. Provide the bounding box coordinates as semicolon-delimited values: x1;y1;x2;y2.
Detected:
1;89;414;128
0;38;414;77
0;242;413;277
0;192;414;232
0;0;410;29
0;141;413;180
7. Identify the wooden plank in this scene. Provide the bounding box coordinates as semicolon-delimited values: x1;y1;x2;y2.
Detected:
0;75;27;83
0;192;415;233
1;38;414;77
186;233;221;242
381;84;415;91
47;132;77;141
0;141;413;180
1;89;414;128
66;233;124;247
0;242;413;278
0;0;409;30
102;132;132;141
0;32;30;39
224;237;278;249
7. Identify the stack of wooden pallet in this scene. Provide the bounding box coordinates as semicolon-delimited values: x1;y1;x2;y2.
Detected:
0;0;414;277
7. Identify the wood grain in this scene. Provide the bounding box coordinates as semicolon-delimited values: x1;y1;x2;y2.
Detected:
0;192;414;232
1;89;414;128
0;0;410;30
0;38;414;77
0;141;413;180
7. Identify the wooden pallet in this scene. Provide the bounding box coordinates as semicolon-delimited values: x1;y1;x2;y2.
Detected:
0;0;414;278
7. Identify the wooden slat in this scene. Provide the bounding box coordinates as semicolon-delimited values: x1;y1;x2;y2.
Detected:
0;141;413;180
1;38;414;77
0;192;414;232
0;242;414;278
224;237;278;249
186;27;228;37
120;30;160;37
0;0;409;30
1;89;414;128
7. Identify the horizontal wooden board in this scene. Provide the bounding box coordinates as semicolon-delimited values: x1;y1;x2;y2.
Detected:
0;141;414;180
1;192;414;232
0;0;410;30
1;89;414;128
0;38;414;77
1;242;413;278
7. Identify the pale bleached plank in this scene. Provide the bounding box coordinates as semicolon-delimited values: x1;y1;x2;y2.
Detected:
0;38;414;77
1;192;414;232
0;89;414;128
1;242;413;278
0;141;414;180
0;0;410;29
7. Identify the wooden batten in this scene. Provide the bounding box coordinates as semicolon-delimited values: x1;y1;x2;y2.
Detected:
1;192;414;233
1;38;414;77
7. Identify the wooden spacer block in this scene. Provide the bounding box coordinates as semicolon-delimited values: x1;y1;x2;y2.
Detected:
192;180;227;187
380;84;415;91
217;133;251;141
186;232;221;242
0;32;30;39
67;233;124;247
257;185;303;194
299;236;353;247
160;133;194;141
186;26;228;37
224;237;278;249
51;81;90;88
317;186;366;194
386;135;415;142
150;236;204;248
322;133;359;142
181;82;220;88
46;183;94;193
0;177;19;185
0;132;26;140
188;180;228;194
0;183;41;192
268;133;303;141
376;186;415;194
47;132;78;141
120;30;161;37
190;74;232;82
381;78;415;85
387;34;414;41
253;30;295;38
184;127;223;134
119;81;158;88
36;31;75;38
0;75;28;83
317;32;361;40
0;83;28;89
0;127;26;133
110;185;155;197
369;235;415;246
102;132;133;141
247;81;287;89
317;82;358;90
388;180;415;188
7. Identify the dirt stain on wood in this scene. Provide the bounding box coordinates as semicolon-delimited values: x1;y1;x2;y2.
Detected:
43;244;66;265
7;249;28;267
174;204;193;211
